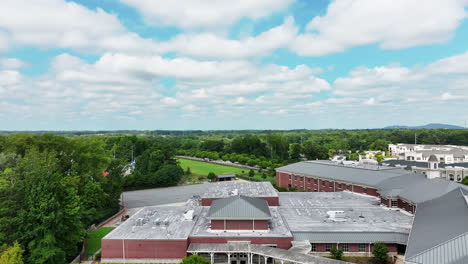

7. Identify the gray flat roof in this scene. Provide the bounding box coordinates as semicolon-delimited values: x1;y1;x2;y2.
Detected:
201;181;278;199
217;174;236;178
406;188;468;264
207;195;272;220
276;161;412;187
190;207;292;238
103;205;199;240
279;192;412;235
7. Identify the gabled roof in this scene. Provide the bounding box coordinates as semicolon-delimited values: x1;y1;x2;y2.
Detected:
406;188;468;264
207;195;272;220
428;154;439;162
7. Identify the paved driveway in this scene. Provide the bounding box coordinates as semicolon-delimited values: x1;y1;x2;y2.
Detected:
122;183;210;208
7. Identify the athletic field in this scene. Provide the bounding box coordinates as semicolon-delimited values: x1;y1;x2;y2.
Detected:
176;158;247;176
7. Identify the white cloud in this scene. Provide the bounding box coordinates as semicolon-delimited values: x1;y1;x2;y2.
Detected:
291;0;468;56
121;0;294;29
0;58;27;70
155;17;297;59
0;0;157;54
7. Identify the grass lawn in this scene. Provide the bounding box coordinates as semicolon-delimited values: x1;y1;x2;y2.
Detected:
86;227;114;257
177;158;247;176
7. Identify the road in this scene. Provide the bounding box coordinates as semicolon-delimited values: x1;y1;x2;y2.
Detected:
122;183;210;208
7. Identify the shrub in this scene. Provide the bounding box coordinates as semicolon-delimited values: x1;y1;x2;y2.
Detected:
372;242;389;264
330;246;343;260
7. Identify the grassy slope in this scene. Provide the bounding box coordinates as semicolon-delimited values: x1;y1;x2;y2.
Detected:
86;227;115;256
177;158;247;176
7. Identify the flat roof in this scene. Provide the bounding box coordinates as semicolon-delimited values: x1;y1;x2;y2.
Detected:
190;207;292;238
276;161;412;187
201;181;278;199
103;204;200;240
279;192;412;235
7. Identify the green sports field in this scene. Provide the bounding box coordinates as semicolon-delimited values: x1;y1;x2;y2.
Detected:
176;158;247;176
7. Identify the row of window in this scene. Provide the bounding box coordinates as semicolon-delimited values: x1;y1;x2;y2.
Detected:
311;244;367;252
287;175;369;194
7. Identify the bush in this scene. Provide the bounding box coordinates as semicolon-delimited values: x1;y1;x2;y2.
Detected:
330;246;343;260
372;242;389;264
181;254;210;264
207;172;216;182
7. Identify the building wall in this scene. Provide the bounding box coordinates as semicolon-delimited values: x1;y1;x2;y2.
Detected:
101;239;188;259
311;243;398;255
201;197;279;206
276;172;379;197
211;220;269;230
189;237;293;250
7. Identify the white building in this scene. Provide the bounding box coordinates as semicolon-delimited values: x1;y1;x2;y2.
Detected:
388;144;468;164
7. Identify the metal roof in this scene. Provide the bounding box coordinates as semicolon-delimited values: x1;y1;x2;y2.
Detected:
207;195;272;220
376;174;468;203
187;243;352;264
292;232;409;244
217;174;236;178
382;159;468;169
276;161;412;187
405;188;468;264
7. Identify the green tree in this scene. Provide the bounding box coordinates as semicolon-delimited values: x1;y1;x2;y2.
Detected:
0;241;24;264
181;255;210;264
375;152;384;162
207;172;217;182
16;150;84;264
330;246;343;260
289;143;302;161
372;242;389;264
248;169;255;177
185;167;192;176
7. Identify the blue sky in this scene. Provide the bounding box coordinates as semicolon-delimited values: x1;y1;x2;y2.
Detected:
1;0;468;130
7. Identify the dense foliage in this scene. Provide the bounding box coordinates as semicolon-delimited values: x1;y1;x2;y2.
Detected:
0;134;183;263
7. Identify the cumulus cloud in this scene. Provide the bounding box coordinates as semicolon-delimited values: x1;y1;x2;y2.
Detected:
120;0;294;29
0;58;27;70
291;0;468;56
0;0;158;54
155;17;297;59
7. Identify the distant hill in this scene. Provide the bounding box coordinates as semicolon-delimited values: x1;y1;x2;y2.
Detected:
383;123;465;129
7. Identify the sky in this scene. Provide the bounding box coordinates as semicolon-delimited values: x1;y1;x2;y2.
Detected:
1;0;468;130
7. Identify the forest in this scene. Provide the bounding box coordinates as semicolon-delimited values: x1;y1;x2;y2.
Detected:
1;128;468;263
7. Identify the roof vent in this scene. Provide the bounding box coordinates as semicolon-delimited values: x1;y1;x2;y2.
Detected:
184;210;194;221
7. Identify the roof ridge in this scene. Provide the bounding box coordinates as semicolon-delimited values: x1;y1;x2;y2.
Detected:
407;231;468;260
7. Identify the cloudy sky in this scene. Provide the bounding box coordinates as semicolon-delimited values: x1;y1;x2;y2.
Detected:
1;0;468;130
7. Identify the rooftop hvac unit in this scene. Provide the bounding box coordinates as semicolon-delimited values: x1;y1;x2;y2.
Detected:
326;211;346;222
184;210;194;221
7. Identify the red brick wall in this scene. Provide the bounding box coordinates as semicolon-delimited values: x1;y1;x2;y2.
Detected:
276;172;379;197
310;243;398;253
210;220;269;230
201;197;279;206
101;239;188;259
189;237;292;249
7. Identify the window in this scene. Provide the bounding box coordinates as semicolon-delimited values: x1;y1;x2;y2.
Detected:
359;244;367;252
308;178;311;183
325;244;332;252
363;188;368;194
310;244;316;252
288;184;291;188
347;185;352;190
289;175;291;180
322;181;325;187
341;244;349;252
314;179;318;184
391;200;398;207
295;176;298;181
338;183;342;189
329;182;333;188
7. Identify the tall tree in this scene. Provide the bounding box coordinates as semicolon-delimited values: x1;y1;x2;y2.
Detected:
16;150;84;264
0;241;24;264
